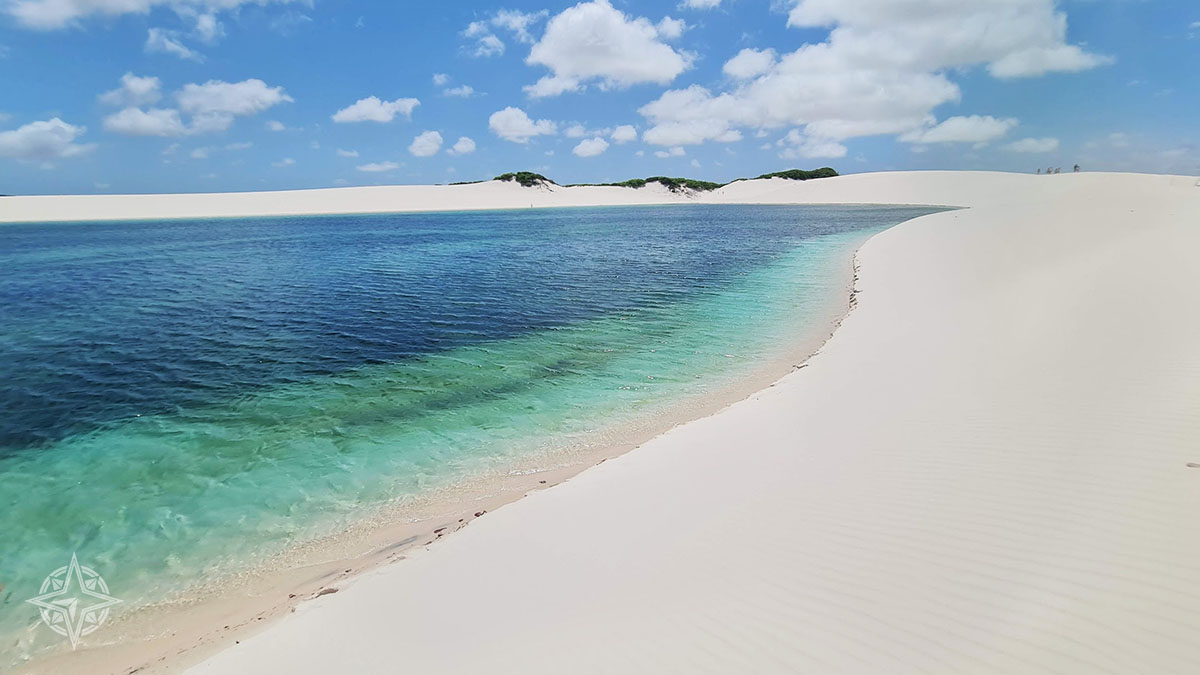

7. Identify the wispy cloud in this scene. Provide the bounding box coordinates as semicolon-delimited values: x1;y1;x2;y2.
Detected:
145;28;203;62
357;161;400;172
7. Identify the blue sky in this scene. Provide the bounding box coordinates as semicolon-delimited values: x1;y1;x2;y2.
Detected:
0;0;1196;195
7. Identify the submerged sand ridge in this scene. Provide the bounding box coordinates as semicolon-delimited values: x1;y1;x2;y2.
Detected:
12;172;1200;674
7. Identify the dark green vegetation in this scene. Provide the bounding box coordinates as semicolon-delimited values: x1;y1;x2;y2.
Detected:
640;176;724;192
494;172;556;187
753;167;839;181
570;176;723;192
497;168;840;191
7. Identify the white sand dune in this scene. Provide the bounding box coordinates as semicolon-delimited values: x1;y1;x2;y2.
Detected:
16;172;1200;673
0;180;691;223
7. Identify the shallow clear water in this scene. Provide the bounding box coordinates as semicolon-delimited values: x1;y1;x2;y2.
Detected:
0;204;942;658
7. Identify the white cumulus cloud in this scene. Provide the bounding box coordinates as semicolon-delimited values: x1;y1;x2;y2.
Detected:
442;85;474;98
98;75;289;137
332;96;419;123
656;16;686;40
192;13;223;43
408;130;443;157
572;137;609;157
639;92;749;146
0;118;94;161
98;73;162;107
488;106;557;143
899;115;1019;144
177;78;293;133
524;0;693;98
336;148;359;157
723;48;776;80
102;107;188;136
680;0;721;8
178;78;292;116
777;129;847;159
641;0;1110;148
1006;137;1060;153
610;125;638;144
988;46;1114;79
654;146;685;158
447;136;476;155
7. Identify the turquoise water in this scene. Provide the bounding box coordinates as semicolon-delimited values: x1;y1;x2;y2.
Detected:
0;204;942;660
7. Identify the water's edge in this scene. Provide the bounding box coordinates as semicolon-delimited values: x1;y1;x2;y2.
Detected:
8;205;958;674
11;220;888;675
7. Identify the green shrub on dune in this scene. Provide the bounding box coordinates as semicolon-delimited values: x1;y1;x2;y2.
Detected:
494;172;555;187
754;168;839;181
643;176;724;192
566;176;724;192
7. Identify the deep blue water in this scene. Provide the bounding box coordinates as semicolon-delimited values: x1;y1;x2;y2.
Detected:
1;204;929;450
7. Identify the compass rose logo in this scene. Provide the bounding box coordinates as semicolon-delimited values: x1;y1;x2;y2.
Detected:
27;553;121;649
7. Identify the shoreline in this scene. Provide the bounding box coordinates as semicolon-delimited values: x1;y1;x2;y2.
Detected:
12;171;1200;674
13;220;884;675
186;170;1200;674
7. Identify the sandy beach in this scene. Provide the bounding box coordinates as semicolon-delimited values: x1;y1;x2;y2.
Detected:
9;171;1200;674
